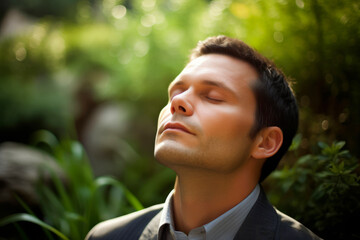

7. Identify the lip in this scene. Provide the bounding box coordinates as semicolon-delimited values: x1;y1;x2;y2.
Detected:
162;122;194;135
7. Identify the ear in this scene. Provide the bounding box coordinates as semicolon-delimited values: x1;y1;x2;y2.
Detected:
251;127;283;159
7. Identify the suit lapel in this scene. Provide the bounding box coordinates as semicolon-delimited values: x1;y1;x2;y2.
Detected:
233;187;278;240
138;187;278;240
139;210;162;240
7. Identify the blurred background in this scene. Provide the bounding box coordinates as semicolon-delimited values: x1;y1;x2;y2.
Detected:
0;0;359;239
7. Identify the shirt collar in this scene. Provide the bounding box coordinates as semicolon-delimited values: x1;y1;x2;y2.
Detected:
158;184;260;240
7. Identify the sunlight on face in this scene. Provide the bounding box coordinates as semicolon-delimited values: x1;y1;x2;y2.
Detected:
154;54;259;174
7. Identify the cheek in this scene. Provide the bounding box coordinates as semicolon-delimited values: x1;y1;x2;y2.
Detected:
200;107;255;139
158;104;171;124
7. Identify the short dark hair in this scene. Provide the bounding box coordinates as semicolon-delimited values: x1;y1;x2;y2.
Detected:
190;35;299;182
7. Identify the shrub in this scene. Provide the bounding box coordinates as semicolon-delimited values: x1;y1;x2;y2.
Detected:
266;139;360;239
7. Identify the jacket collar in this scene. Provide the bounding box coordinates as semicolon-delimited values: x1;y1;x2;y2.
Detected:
139;186;278;240
139;209;162;240
233;186;278;240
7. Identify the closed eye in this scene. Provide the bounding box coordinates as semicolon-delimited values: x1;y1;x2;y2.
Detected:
205;96;224;102
204;90;225;102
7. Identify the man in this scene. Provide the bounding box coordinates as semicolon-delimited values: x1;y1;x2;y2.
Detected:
86;36;322;240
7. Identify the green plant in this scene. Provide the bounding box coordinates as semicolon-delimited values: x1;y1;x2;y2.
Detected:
266;139;360;239
0;130;143;240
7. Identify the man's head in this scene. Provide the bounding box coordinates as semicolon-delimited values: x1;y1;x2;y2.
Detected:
191;35;299;181
155;35;298;182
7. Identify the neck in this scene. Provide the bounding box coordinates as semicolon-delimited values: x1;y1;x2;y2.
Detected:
172;166;259;234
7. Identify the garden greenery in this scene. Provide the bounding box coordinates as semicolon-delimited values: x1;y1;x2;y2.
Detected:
0;131;359;239
0;0;359;239
266;136;360;239
0;130;143;240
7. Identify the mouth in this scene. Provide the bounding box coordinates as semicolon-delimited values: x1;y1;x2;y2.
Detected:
162;122;194;135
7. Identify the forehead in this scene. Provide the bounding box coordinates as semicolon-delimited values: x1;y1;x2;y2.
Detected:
170;54;259;92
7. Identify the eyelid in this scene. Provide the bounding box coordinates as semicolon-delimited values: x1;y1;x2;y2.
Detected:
168;85;226;102
205;90;224;102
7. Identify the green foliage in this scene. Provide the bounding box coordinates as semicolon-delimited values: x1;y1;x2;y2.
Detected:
0;130;143;240
267;140;360;239
1;0;360;239
1;0;359;156
0;213;69;240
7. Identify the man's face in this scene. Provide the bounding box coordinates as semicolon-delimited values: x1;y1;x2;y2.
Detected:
154;54;259;174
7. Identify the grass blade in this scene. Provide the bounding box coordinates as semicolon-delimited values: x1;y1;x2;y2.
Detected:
0;213;69;240
95;176;143;211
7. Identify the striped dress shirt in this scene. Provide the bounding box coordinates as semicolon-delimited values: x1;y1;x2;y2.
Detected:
158;184;260;240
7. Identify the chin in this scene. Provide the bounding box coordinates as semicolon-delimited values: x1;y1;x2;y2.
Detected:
154;143;183;163
155;143;197;168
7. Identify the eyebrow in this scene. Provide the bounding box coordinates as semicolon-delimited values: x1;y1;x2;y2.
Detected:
168;79;234;94
202;80;233;93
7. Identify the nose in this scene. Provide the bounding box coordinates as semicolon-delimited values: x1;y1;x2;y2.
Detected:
170;92;194;116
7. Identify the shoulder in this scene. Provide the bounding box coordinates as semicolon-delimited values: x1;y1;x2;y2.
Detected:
86;204;164;240
275;209;323;240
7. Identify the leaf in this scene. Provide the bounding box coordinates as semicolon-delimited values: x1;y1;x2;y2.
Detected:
315;171;333;178
70;141;85;161
329;162;338;173
318;141;328;149
311;183;328;200
339;161;345;172
338;150;350;158
297;154;313;165
31;129;59;150
95;176;144;211
289;133;302;151
14;195;36;216
334;141;346;150
0;213;69;240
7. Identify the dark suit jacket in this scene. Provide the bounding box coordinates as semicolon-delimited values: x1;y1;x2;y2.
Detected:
86;188;322;240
